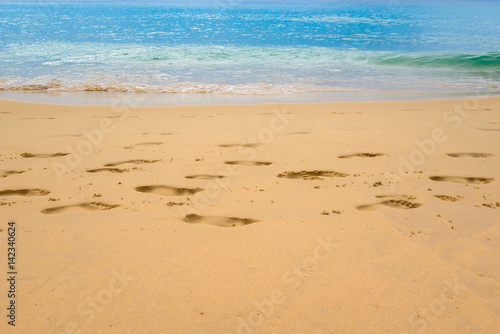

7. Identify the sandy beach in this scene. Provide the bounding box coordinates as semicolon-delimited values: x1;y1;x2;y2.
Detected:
0;96;499;333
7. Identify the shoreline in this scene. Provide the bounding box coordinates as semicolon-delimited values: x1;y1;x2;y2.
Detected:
2;90;500;107
1;95;500;113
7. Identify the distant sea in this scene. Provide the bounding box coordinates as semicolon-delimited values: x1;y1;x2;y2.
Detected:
1;0;499;102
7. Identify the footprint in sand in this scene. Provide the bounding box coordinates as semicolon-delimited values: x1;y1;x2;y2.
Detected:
140;133;173;136
434;195;459;202
375;195;417;200
278;170;348;180
338;153;385;159
104;115;139;119
48;134;83;138
225;161;272;166
20;117;54;120
135;185;203;196
124;142;163;149
286;131;311;135
21;152;69;158
42;202;119;214
429;176;494;184
356;199;422;211
218;143;263;148
0;170;26;178
185;175;227;180
0;189;50;197
87;168;130;173
182;214;258;228
332;112;363;115
447;153;493;158
104;159;160;167
261;112;293;115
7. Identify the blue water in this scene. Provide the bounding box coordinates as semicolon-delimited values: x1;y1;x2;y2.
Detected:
0;0;499;96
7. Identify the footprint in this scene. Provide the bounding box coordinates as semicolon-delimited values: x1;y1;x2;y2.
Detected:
21;152;69;158
104;115;138;119
447;153;493;158
124;142;163;149
218;143;263;148
0;170;25;178
42;202;119;214
135;185;203;196
20;117;54;120
183;214;258;228
332;112;362;115
185;175;227;180
225;161;272;166
375;195;417;200
261;112;292;115
140;133;173;136
52;134;83;138
429;176;494;184
356;200;422;211
278;170;348;180
87;168;129;173
104;159;160;167
355;203;380;211
286;131;311;135
434;195;459;202
338;153;385;159
381;200;422;209
0;189;50;197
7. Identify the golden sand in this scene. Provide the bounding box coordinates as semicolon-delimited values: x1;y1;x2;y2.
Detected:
0;97;499;333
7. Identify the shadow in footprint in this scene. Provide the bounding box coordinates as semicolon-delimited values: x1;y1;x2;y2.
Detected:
124;142;163;149
375;195;416;200
136;185;203;196
1;170;26;178
278;170;348;180
218;143;263;148
286;131;311;135
447;153;493;158
434;195;459;202
381;200;422;209
42;202;120;214
225;161;272;166
357;200;422;211
338;153;385;159
0;189;49;197
21;152;69;158
140;133;173;136
183;214;258;228
261;112;293;115
104;159;160;167
49;134;83;138
429;176;494;184
185;175;227;180
87;168;129;173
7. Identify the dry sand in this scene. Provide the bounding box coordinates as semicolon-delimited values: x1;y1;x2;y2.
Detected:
0;96;499;333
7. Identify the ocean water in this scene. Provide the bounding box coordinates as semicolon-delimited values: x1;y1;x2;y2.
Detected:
0;0;499;99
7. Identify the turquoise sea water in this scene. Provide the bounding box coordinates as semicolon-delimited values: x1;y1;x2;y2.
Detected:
0;0;499;97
